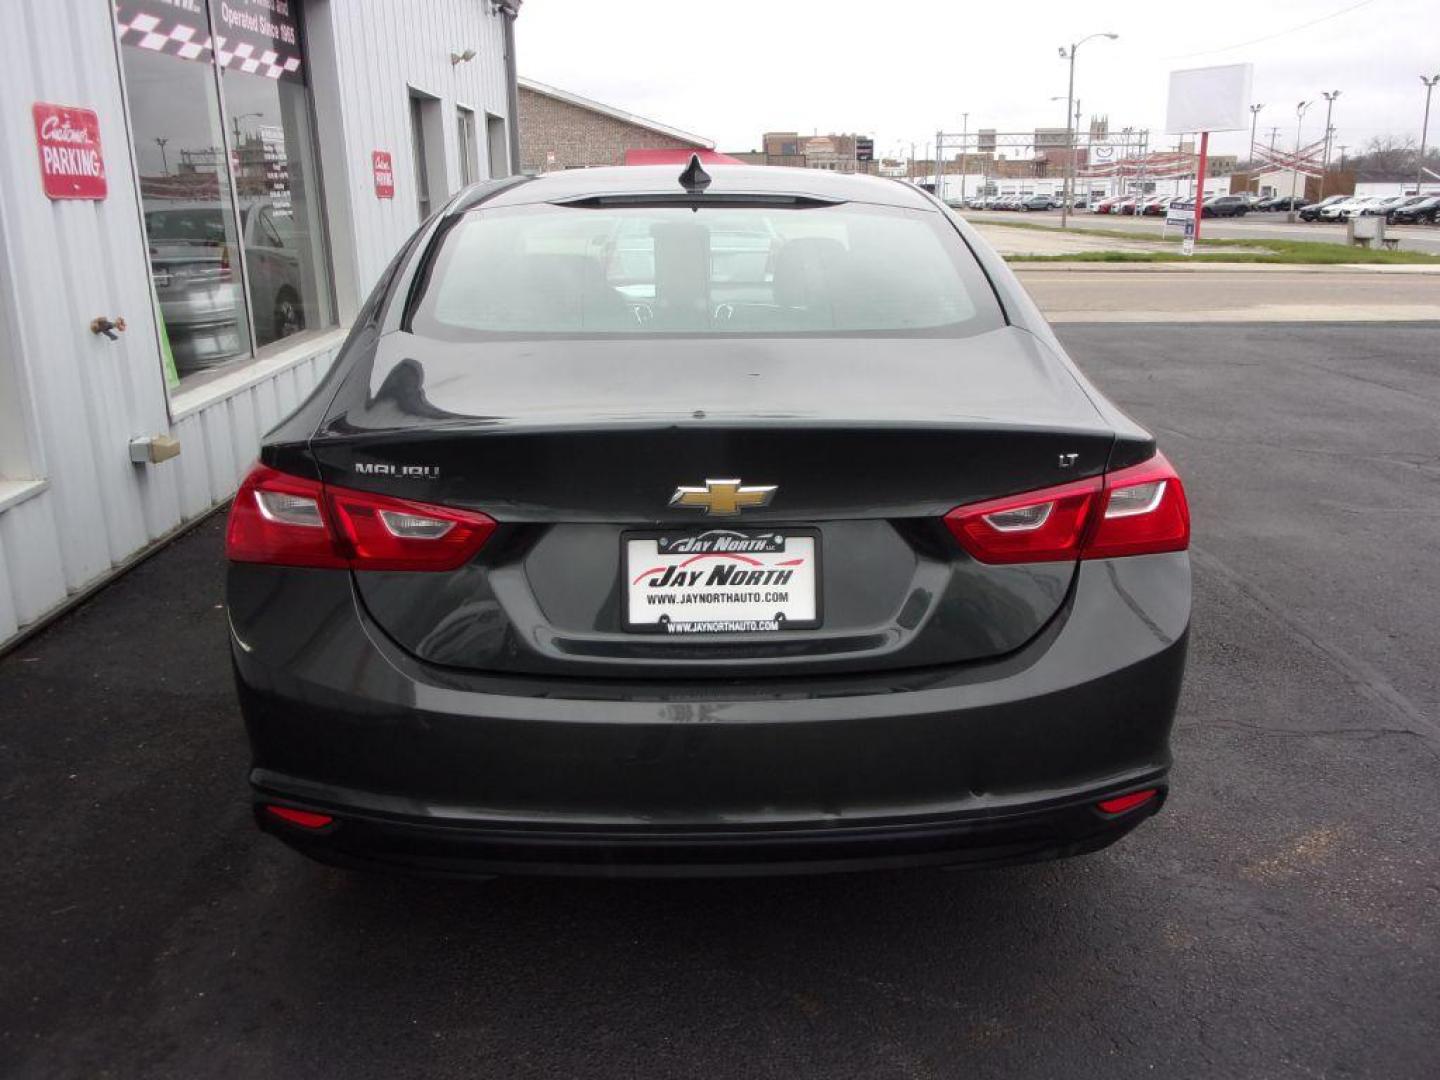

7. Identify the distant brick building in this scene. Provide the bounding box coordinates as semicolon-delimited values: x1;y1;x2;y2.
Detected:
517;77;712;172
742;131;878;174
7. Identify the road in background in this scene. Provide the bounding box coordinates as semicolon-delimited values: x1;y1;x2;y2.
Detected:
2;325;1438;1080
965;208;1440;256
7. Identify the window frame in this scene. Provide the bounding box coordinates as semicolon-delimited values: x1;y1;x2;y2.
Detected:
457;105;480;186
405;200;1007;343
110;0;338;415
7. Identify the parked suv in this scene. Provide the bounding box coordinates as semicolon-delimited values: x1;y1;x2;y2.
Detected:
1201;195;1248;218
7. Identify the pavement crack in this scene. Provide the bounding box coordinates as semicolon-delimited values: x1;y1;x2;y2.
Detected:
1191;546;1440;744
1185;720;1440;758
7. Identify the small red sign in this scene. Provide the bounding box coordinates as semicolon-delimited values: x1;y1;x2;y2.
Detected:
373;150;395;199
33;103;107;200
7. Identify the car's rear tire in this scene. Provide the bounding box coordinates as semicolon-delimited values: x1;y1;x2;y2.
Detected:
274;290;304;340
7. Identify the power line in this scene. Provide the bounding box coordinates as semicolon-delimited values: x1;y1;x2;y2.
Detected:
1164;0;1376;61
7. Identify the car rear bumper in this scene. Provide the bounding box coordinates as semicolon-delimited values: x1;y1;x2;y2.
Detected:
252;776;1167;878
229;553;1190;877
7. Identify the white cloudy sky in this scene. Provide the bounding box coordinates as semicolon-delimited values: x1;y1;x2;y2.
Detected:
517;0;1437;159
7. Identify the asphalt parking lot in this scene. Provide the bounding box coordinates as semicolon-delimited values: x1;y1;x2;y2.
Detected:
3;322;1438;1079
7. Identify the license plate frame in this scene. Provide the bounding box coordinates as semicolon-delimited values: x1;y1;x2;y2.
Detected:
621;527;823;634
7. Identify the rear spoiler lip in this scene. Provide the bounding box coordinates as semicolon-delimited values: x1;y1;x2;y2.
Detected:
545;191;846;209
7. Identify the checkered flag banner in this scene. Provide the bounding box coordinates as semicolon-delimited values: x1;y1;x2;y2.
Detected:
115;2;303;83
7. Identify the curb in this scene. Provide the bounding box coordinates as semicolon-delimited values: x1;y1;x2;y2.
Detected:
1009;262;1440;275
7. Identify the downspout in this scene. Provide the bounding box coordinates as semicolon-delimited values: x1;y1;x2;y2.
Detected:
499;0;522;175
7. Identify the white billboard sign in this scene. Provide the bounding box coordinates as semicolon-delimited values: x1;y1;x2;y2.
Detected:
1165;63;1253;134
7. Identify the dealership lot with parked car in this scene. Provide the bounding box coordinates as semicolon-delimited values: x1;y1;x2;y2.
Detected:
3;319;1437;1079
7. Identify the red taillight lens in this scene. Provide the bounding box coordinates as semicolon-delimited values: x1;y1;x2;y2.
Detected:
943;476;1102;564
264;805;334;829
1084;453;1190;559
1096;789;1159;815
944;452;1189;564
327;486;496;572
226;465;345;568
226;464;496;571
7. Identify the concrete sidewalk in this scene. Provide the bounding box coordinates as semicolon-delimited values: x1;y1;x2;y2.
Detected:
1017;266;1440;322
973;221;1177;256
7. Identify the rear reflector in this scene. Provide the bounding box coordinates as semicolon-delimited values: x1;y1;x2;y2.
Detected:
944;452;1189;564
1096;789;1159;815
227;464;496;571
264;805;335;829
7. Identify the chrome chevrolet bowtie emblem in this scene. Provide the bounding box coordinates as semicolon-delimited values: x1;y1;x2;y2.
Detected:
669;478;777;516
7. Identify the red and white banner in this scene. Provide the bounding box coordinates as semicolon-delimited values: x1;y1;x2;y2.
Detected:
33;103;107;200
1078;151;1198;180
373;151;395;199
1251;137;1327;178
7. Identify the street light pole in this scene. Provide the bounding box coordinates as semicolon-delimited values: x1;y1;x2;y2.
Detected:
1419;75;1440;195
154;136;170;175
1287;100;1312;223
960;112;969;206
1058;32;1117;229
1319;90;1340;198
936;129;944;202
1248;103;1263;167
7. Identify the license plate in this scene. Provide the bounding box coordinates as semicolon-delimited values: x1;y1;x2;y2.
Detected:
624;529;820;634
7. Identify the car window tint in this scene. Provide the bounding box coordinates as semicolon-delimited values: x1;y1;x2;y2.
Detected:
411;202;1003;340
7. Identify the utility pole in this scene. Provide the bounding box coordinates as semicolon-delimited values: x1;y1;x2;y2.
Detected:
1338;144;1349;170
1319;90;1340;198
909;141;915;183
959;112;969;206
1288;100;1312;223
1419;75;1440;195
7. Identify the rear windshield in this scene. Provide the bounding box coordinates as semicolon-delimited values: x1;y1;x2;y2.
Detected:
408;202;1004;339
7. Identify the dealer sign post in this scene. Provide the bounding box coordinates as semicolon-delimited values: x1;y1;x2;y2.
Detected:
33;103;107;201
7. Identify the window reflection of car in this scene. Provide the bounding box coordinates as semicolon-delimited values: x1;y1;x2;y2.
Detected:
145;201;307;374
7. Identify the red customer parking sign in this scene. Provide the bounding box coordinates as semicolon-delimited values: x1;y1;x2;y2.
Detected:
373;150;395;199
33;103;107;200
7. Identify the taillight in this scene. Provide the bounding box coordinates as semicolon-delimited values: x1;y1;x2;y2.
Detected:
1083;454;1190;560
226;464;496;571
944;452;1189;564
943;476;1101;564
227;465;344;568
326;486;497;571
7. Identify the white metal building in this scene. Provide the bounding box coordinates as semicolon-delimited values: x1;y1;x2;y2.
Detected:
0;0;521;650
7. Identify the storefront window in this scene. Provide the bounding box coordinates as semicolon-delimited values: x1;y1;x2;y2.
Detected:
116;0;332;386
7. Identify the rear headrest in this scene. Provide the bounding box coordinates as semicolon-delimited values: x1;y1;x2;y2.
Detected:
772;237;848;308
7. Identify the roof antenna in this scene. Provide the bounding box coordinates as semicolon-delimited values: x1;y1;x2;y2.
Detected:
678;153;712;194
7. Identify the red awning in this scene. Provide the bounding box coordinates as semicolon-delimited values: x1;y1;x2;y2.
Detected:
623;148;743;166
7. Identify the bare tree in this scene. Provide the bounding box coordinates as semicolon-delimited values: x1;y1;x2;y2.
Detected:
1347;135;1438;181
